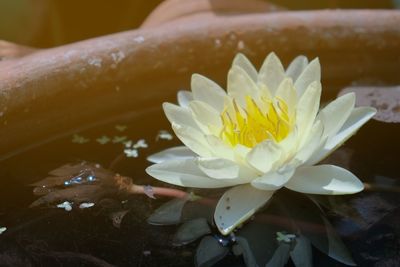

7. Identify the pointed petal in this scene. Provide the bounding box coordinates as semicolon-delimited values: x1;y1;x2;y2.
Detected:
307;107;376;165
285;165;364;195
191;74;226;111
214;184;274;235
227;65;259;107
172;123;212;157
295;81;321;143
294;58;321;97
197;158;240;179
205;135;234;161
232;53;258;81
246;140;281;173
163;102;199;130
286;55;309;82
251;168;295;190
147;146;196;163
258;52;286;95
274;78;297;117
317;93;355;139
177;90;193;107
146;159;239;188
294;120;324;164
189;101;222;134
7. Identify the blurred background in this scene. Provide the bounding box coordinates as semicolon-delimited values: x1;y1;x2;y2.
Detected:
0;0;398;48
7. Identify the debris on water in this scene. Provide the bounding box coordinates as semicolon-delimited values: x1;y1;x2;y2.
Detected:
115;125;127;132
143;185;156;199
276;232;296;243
124;140;133;148
156;130;173;141
79;202;95;209
63;169;97;186
72;134;90;144
57;201;73;211
112;136;127;143
143;250;151;256
110;210;130;228
133;139;148;149
124;148;138;158
96;135;111;145
0;227;6;234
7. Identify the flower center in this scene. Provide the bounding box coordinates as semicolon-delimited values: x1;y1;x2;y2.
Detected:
220;96;292;148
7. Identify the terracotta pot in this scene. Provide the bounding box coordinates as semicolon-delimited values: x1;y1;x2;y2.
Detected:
0;7;399;160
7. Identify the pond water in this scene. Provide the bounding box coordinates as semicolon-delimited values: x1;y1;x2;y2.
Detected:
0;105;399;267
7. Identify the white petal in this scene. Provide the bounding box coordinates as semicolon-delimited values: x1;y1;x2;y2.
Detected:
197;158;240;179
232;53;258;81
177;90;193;107
191;74;226;111
274;78;297;117
146;159;239;188
205;135;235;161
189;101;222;134
258;52;286;95
227;65;259;107
251;168;295;190
246;140;281;173
285;165;364;195
172;123;212;157
294;58;321;97
295;81;321;144
214;184;274;235
147;146;196;163
317;93;355;139
294;120;324;164
286;55;309;82
163;103;199;130
307;107;376;165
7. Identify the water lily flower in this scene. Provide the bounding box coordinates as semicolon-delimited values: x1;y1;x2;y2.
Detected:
146;52;376;235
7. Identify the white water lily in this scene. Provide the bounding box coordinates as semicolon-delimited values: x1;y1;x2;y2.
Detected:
146;52;376;235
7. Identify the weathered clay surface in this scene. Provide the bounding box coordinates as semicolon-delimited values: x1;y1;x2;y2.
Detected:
0;10;399;159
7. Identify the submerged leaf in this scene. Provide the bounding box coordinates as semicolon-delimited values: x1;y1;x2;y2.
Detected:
195;236;229;267
172;218;211;246
265;242;291;267
290;235;313;267
147;198;189;225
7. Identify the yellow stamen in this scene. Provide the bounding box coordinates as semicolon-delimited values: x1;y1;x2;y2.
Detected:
220;96;293;148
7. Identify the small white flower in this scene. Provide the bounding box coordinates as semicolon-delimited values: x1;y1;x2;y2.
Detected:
146;53;376;235
0;227;7;234
156;130;174;141
133;139;148;149
124;148;138;158
79;202;95;209
57;201;73;211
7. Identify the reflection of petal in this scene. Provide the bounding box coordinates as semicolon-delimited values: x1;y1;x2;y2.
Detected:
177;90;193;107
285;55;308;82
285;165;364;195
232;53;258;81
307;107;376;165
146;159;240;188
214;184;274;235
147;146;196;163
294;58;321;97
191;74;226;111
318;92;355;139
251;168;295;190
227;65;259;107
247;140;281;173
258;52;286;95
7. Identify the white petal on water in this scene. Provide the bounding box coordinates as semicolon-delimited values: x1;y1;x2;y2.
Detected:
258;52;286;95
285;55;309;82
317;92;355;140
285;165;364;195
307;107;376;165
246;140;281;173
251;168;295;191
79;202;95;209
197;157;240;179
177;90;193;108
214;184;274;235
146;158;239;188
232;53;258;82
147;146;196;163
294;57;321;97
57;201;73;211
191;74;226;112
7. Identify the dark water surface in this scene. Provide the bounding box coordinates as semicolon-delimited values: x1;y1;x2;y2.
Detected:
0;106;399;267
